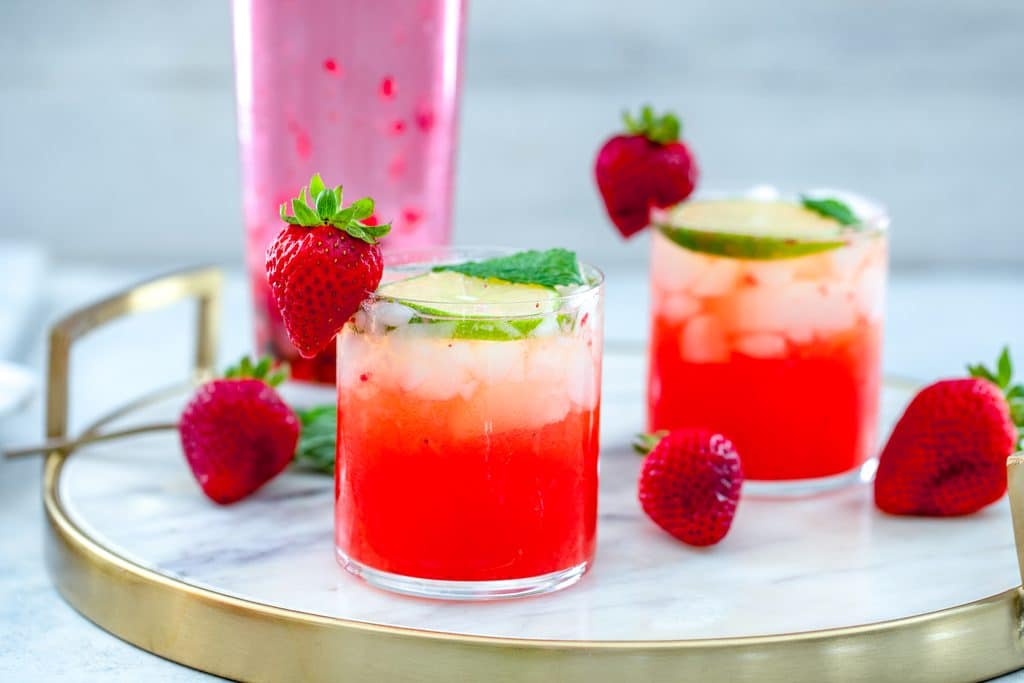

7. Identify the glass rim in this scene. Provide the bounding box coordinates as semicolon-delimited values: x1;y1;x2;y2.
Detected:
662;186;890;237
372;246;605;310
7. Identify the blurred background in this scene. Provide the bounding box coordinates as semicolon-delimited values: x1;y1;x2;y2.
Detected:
2;0;1021;270
1;6;1023;677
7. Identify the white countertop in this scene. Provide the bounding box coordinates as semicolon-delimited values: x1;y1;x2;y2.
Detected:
2;265;1023;681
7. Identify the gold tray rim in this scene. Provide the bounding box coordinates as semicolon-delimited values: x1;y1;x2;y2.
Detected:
40;266;1024;682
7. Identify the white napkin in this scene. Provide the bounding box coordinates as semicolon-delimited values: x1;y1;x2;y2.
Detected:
0;241;45;417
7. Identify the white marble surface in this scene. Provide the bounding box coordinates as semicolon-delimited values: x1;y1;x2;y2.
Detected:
58;359;1020;641
2;266;1024;679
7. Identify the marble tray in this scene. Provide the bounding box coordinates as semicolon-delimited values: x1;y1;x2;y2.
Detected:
35;267;1024;682
56;351;1021;641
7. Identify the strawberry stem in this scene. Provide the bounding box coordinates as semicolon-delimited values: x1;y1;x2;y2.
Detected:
224;355;288;387
279;172;392;244
622;105;682;145
632;431;669;456
968;346;1024;448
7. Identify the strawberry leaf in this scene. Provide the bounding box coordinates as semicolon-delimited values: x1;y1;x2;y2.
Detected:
280;173;391;242
330;207;356;225
315;188;338;219
279;203;300;225
1007;385;1024;400
360;221;392;240
344;224;374;244
997;346;1013;388
622;105;681;145
967;363;998;383
309;173;326;201
254;356;271;378
350;197;375;221
222;355;289;386
632;431;669;456
293;198;321;226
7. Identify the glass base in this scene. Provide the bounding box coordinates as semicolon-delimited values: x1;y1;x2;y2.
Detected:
743;458;877;498
336;549;588;600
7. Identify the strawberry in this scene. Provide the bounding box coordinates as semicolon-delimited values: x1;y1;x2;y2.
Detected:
874;348;1024;516
179;357;299;504
266;173;391;358
594;105;699;238
635;428;743;546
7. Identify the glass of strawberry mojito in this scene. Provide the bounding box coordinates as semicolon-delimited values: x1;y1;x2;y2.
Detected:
231;0;466;383
335;248;604;599
647;191;889;493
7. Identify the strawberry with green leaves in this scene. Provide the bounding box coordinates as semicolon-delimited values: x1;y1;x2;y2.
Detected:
875;348;1024;516
595;105;699;238
179;357;299;505
634;428;744;546
266;173;391;358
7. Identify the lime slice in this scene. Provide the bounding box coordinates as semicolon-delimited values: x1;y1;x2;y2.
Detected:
656;199;848;260
377;271;558;341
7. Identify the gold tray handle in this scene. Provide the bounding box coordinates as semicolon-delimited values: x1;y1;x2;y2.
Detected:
45;267;223;440
1007;453;1024;590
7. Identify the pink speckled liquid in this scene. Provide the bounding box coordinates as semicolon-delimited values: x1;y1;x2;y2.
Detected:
231;0;466;382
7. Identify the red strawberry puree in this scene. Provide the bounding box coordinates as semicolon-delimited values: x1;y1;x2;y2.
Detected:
647;228;887;482
334;282;603;585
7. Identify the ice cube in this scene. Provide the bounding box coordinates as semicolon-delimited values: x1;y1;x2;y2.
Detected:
855;265;887;321
679;314;729;363
744;261;793;287
689;259;741;298
650;231;703;293
734;332;787;359
470;341;527;384
374;301;417;328
566;346;598;409
659;292;701;322
724;282;855;340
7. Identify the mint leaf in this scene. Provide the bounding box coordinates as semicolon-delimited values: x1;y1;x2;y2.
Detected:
293;405;336;475
315;188;338;219
801;196;859;226
309;173;326;201
433;248;584;289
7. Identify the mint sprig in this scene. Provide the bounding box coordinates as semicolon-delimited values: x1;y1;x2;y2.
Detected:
968;346;1024;448
801;196;859;227
293;405;336;474
223;355;288;387
432;248;585;289
622;105;681;145
279;172;391;245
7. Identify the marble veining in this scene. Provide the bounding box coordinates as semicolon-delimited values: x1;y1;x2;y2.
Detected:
59;352;1020;641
